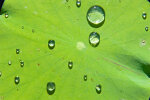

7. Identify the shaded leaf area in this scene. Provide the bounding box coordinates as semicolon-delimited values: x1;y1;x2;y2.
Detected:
0;0;150;100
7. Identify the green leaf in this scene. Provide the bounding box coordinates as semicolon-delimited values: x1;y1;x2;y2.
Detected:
0;0;150;100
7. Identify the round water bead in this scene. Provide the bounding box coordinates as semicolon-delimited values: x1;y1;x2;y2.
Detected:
14;76;20;85
68;61;73;69
145;27;148;31
89;32;100;47
20;61;24;67
142;12;147;19
48;40;55;49
76;0;81;7
87;5;105;27
47;82;55;95
96;84;101;94
5;13;8;18
84;75;87;81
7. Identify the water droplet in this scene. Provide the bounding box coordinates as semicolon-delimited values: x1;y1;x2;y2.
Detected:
0;71;2;77
8;60;12;65
142;12;147;20
89;32;100;47
48;40;55;49
76;0;81;7
68;61;73;69
96;84;101;94
47;82;55;95
87;5;105;27
5;13;8;18
14;76;20;85
84;75;87;81
141;40;146;46
20;61;24;67
145;27;148;31
16;49;20;54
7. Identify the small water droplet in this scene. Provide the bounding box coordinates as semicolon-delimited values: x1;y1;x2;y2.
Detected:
89;32;100;47
84;75;87;81
14;76;20;85
141;40;146;46
68;61;73;69
145;27;148;31
16;49;20;54
5;13;8;18
96;84;101;94
48;40;55;49
76;0;81;7
87;5;105;27
0;71;2;77
20;61;24;67
142;12;147;19
47;82;55;95
8;60;12;65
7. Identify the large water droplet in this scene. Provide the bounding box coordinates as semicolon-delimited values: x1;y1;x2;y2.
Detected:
14;76;20;85
142;12;147;20
145;27;148;31
96;84;101;94
48;40;55;49
16;49;20;54
8;60;12;65
68;61;73;69
20;61;24;67
76;0;81;7
87;5;105;27
84;75;87;81
89;32;100;47
0;71;2;77
47;82;55;95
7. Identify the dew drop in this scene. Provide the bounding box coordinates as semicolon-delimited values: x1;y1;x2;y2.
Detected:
14;76;20;85
89;32;100;47
8;60;12;65
47;82;55;95
76;0;81;7
48;40;55;49
145;27;148;31
0;71;2;77
87;5;105;27
20;61;24;67
142;12;147;20
68;61;73;69
96;84;101;94
84;75;87;81
5;13;8;18
16;49;20;54
141;40;146;46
